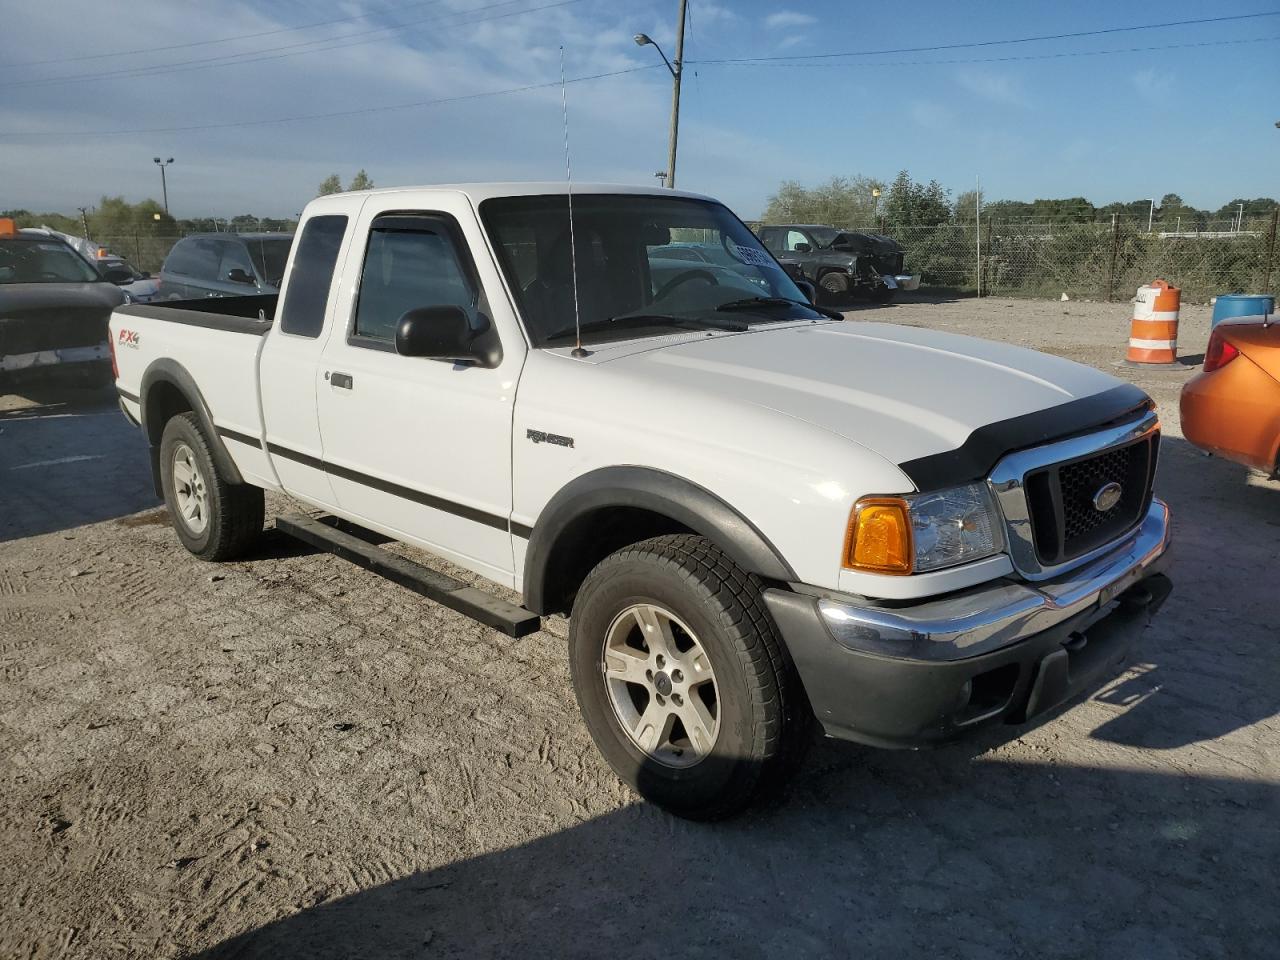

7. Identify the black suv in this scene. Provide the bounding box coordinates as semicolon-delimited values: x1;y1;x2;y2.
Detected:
158;233;293;300
756;224;918;304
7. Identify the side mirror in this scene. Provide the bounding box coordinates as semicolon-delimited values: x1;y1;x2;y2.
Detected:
793;242;812;253
139;271;152;280
227;267;255;284
794;279;818;304
101;267;133;284
395;305;493;365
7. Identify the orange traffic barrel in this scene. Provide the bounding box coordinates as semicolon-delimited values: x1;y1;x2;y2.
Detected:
1125;279;1180;366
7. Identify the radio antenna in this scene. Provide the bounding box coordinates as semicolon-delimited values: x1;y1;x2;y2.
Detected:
559;46;588;358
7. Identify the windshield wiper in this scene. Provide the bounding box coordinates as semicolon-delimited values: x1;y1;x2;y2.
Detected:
715;296;844;321
544;313;746;343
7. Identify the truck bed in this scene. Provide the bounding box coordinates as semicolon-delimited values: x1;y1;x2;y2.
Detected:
111;294;278;490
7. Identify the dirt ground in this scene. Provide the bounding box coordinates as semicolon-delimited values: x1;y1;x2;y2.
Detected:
2;296;1277;959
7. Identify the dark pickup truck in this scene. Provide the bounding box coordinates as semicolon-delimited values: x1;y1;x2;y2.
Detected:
0;224;131;389
757;224;919;305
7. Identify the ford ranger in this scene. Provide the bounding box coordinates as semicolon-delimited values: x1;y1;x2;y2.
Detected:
109;183;1171;819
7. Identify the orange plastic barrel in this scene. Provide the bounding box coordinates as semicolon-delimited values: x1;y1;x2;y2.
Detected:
1125;279;1180;365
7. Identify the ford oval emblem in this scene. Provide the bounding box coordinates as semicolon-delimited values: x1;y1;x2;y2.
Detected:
1092;481;1123;513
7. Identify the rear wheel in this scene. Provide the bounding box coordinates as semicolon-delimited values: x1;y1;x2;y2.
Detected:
569;534;809;820
159;412;263;561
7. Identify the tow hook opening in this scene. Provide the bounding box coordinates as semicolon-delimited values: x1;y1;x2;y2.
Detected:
955;663;1020;724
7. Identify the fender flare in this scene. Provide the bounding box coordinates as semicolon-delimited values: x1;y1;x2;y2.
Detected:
522;466;796;615
140;357;246;494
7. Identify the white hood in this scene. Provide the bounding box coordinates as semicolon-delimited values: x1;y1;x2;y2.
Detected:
598;320;1126;466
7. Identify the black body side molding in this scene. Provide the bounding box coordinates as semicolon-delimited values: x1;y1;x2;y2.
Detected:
139;357;247;496
899;384;1154;491
277;514;541;638
522;466;796;615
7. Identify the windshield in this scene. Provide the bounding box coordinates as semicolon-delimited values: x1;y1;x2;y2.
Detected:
807;227;840;248
0;239;100;284
480;194;821;346
244;237;293;287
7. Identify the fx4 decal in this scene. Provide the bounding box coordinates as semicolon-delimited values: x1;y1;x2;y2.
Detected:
117;329;141;348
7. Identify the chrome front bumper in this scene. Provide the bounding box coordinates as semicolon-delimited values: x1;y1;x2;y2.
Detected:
0;343;109;372
763;499;1172;746
816;499;1170;662
882;273;921;292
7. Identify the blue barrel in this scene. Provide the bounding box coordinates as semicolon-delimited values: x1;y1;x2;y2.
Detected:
1212;294;1275;327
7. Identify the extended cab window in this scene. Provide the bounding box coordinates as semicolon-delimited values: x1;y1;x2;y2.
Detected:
278;215;347;338
352;217;477;344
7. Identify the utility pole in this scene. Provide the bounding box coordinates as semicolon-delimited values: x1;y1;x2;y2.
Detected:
634;0;687;189
76;206;91;239
667;0;687;189
153;157;174;214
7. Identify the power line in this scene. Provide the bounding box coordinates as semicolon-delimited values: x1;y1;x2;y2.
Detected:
0;65;661;140
1;0;585;89
0;0;449;69
686;10;1280;64
694;34;1280;70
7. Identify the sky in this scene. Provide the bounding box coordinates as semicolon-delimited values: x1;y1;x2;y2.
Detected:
2;0;1278;220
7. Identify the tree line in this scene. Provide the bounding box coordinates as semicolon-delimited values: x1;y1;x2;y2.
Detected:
762;172;1279;232
2;197;296;239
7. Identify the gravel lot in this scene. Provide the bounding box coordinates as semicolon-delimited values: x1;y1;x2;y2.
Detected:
2;296;1277;960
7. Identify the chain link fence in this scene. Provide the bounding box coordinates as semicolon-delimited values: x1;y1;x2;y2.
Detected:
97;212;1280;304
755;213;1279;302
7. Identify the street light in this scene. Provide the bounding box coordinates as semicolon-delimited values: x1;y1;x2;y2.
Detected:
634;4;687;189
153;157;174;214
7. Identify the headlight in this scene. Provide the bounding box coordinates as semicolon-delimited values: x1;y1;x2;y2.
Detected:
843;483;1004;575
121;291;133;304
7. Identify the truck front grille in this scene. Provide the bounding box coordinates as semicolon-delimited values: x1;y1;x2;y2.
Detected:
1024;434;1157;566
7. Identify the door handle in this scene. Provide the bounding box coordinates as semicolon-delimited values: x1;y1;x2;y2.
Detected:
330;372;354;390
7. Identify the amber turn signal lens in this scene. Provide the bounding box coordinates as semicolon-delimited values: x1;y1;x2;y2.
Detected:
844;498;913;574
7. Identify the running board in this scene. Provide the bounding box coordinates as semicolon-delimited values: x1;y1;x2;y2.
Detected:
275;514;542;638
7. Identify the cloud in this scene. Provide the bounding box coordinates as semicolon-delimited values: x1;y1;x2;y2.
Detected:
0;0;760;217
1132;68;1174;101
954;69;1029;106
764;10;818;29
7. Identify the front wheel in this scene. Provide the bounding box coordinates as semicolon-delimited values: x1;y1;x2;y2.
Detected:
569;535;809;820
159;412;263;561
818;271;850;305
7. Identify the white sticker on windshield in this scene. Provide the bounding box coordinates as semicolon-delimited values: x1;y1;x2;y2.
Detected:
727;242;778;269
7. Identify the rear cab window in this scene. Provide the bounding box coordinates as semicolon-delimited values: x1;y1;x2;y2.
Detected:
277;215;348;338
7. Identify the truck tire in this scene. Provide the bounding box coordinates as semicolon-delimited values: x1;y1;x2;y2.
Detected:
569;534;809;820
159;412;263;561
818;271;850;304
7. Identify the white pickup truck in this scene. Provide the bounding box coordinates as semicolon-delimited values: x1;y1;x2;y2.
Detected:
110;183;1171;819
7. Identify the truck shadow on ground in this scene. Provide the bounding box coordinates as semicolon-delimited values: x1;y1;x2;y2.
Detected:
0;383;158;541
1085;435;1279;752
187;750;1276;959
